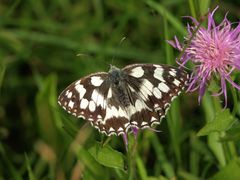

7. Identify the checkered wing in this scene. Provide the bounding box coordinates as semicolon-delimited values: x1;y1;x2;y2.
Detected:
58;63;188;136
122;64;188;129
58;72;131;136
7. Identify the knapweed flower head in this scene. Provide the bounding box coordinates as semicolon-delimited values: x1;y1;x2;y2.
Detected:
168;7;240;106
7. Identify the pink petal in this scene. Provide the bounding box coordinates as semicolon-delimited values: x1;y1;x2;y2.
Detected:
225;75;240;91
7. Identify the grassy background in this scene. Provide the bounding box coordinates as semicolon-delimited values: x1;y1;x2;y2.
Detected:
0;0;240;179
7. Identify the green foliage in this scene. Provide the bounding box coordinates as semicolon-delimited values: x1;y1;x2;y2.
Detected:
88;143;125;170
25;154;36;180
221;123;240;142
211;158;240;180
0;0;240;179
197;109;235;136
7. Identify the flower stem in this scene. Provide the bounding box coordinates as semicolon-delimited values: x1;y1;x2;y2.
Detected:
127;136;138;180
202;93;226;167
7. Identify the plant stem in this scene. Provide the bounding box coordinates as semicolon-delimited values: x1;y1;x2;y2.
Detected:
127;136;138;180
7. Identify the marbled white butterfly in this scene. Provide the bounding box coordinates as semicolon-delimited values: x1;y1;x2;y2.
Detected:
58;64;188;136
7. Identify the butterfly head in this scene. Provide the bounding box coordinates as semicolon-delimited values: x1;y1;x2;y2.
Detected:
108;65;126;87
109;64;120;72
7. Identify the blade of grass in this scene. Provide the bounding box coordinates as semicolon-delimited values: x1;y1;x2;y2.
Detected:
198;0;211;16
136;155;148;179
0;59;6;88
163;12;182;166
163;14;174;65
0;30;24;53
150;133;175;179
167;100;182;166
25;153;36;180
188;0;197;18
0;143;23;180
189;133;201;176
145;0;187;35
0;0;21;21
36;74;60;151
28;0;49;19
12;29;160;60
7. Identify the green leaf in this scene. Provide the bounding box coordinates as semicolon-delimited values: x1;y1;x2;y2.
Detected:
208;80;220;93
211;158;240;180
25;154;36;180
197;109;235;136
75;145;105;178
220;123;240;142
88;143;125;170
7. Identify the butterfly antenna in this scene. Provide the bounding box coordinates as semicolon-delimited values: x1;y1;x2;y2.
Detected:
111;36;126;65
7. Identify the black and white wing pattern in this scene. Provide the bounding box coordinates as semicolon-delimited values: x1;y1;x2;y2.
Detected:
58;64;188;136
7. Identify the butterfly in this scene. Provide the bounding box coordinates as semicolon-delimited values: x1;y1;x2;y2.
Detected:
58;64;188;137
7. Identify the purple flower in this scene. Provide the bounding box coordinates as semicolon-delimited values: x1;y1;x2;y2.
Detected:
168;7;240;105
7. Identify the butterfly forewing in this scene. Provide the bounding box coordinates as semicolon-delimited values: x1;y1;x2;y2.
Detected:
58;64;188;136
58;72;109;125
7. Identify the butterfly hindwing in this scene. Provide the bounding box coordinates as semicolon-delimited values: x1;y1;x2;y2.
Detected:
122;64;188;128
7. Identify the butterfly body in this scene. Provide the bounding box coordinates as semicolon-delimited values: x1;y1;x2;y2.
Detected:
58;64;188;136
107;65;131;107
